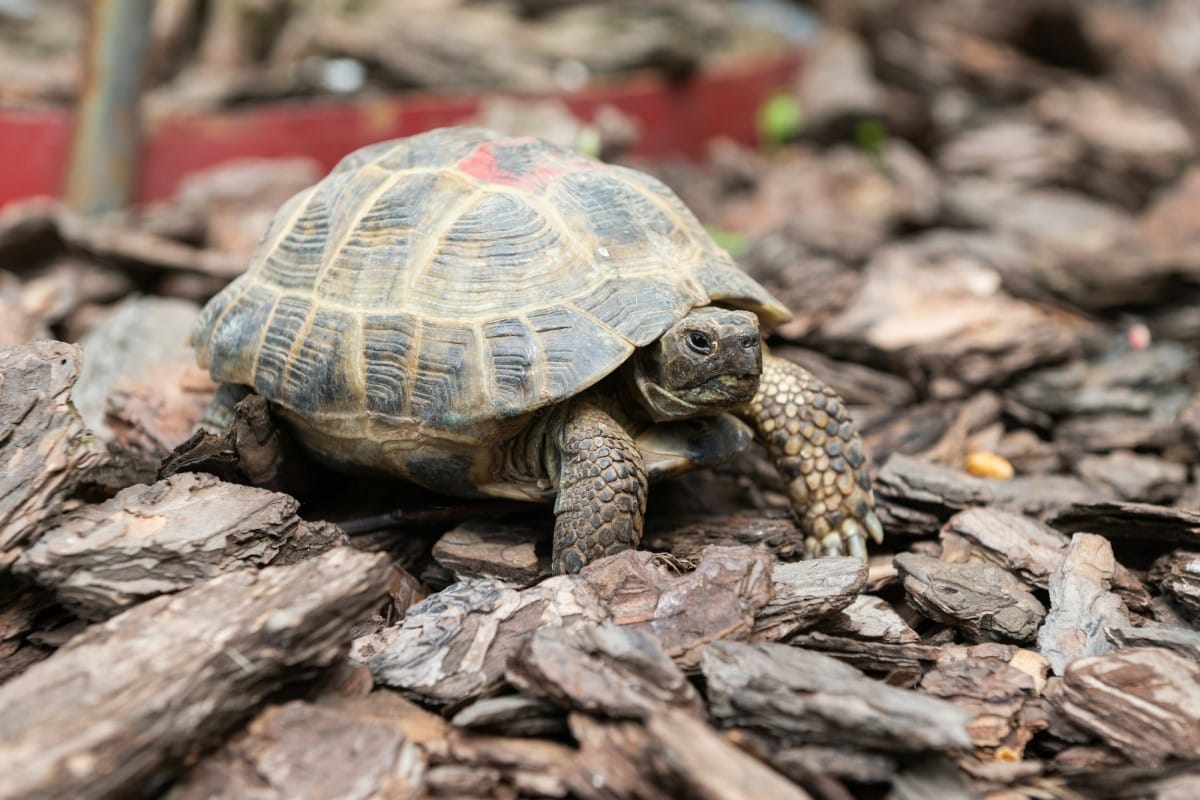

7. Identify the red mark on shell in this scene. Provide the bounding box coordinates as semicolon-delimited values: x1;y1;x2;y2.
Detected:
455;141;589;190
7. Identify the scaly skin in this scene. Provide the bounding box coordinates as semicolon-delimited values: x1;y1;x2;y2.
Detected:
552;401;648;573
736;353;884;559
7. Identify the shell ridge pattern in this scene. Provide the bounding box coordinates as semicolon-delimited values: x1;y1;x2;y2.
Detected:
309;163;440;298
194;186;318;374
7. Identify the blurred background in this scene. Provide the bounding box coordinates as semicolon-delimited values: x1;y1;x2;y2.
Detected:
2;0;1200;501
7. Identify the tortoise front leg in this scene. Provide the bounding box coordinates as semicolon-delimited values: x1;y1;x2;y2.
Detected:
552;402;648;574
736;353;884;559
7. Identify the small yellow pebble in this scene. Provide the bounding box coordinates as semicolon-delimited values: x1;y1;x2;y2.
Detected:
966;451;1015;480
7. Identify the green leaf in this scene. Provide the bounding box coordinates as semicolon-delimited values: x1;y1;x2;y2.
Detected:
705;225;749;257
756;92;803;149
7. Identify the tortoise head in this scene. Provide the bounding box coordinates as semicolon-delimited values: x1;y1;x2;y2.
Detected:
630;307;762;421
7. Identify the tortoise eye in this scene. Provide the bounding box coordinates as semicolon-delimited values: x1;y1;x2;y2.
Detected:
686;331;713;354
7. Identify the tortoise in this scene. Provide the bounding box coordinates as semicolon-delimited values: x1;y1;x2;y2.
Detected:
191;126;884;573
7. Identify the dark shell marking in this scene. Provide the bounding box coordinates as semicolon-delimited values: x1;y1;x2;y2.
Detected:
192;127;790;473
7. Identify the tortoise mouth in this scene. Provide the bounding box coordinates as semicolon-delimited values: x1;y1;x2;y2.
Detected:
690;373;759;404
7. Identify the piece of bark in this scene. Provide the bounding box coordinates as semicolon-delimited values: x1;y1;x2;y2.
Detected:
104;358;218;460
167;698;427;800
1037;534;1131;676
72;296;201;437
567;715;674;800
818;233;1085;393
942;180;1159;309
0;574;60;684
753;557;867;641
567;710;815;800
14;472;347;620
0;295;52;344
700;640;972;753
441;731;574;799
1034;82;1194;208
580;546;773;669
731;731;896;787
894;553;1046;643
1140;165;1200;277
1049;501;1200;548
919;644;1048;753
0;547;392;800
1052;647;1200;767
1148;551;1200;620
793;27;887;139
642;509;802;561
1074;450;1188;504
1106;626;1200;662
889;757;975;800
431;519;545;585
16;257;134;326
507;623;702;719
350;574;605;707
875;454;1107;538
938;120;1082;187
813;595;921;644
726;143;938;261
940;507;1153;614
1056;413;1185;456
786;632;942;674
939;507;1068;588
0;341;108;565
450;694;566;738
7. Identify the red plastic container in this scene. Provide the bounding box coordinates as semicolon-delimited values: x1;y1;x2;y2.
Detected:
0;50;802;208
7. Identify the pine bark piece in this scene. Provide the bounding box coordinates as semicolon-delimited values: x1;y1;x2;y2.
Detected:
567;710;815;800
813;595;921;644
787;632;942;674
941;507;1153;614
1037;533;1131;676
431;519;544;585
507;623;703;719
104;357;217;460
450;694;565;738
753;556;867;641
167;699;428;800
0;341;108;565
1052;647;1200;767
700;640;972;753
14;472;347;620
1049;501;1200;547
642;510;803;561
443;732;574;799
894;554;1046;644
875;454;1106;537
939;507;1070;588
919;644;1048;753
580;546;773;669
1106;626;1200;662
0;547;393;800
1074;451;1187;504
350;575;605;706
1149;551;1200;620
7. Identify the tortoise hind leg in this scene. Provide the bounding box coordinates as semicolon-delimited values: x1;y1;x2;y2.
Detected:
736;353;884;559
551;402;648;574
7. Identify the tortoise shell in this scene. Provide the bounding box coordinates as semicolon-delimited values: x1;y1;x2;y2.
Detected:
192;126;790;471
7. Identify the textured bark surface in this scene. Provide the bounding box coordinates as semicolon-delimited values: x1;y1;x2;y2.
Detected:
507;623;703;719
1037;533;1131;675
753;556;866;641
432;519;545;585
15;472;347;620
0;547;392;800
0;341;107;565
1052;647;1200;766
895;553;1046;643
700;640;972;753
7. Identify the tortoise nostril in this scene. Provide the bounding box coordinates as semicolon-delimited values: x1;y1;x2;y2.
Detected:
739;335;756;350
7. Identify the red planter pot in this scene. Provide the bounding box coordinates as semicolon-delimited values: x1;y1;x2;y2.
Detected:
0;49;803;208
